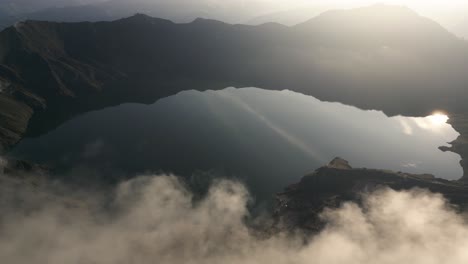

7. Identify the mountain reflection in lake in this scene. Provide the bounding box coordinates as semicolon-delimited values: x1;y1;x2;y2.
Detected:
10;88;462;199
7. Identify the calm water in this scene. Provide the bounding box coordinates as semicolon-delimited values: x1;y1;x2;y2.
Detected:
10;88;462;198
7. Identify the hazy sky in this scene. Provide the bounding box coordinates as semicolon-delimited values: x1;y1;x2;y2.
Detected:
255;0;468;27
1;0;467;34
107;0;468;30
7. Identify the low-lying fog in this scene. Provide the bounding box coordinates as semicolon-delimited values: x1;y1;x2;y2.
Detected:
2;173;468;264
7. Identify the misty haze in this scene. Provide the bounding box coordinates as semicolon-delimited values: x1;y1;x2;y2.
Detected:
1;1;468;263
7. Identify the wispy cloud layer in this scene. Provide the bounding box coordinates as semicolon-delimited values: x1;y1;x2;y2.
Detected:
1;173;468;264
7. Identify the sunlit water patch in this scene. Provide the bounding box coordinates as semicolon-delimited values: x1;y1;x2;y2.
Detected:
10;88;462;198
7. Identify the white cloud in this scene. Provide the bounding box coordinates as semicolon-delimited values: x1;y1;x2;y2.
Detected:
2;173;468;264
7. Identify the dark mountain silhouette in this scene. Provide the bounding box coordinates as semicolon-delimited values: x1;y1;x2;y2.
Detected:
1;5;468;167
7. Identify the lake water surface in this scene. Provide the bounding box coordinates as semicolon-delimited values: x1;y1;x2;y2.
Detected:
10;87;462;198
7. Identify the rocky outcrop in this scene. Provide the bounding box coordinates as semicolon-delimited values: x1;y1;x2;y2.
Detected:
274;158;468;232
0;156;49;177
326;157;352;170
0;95;33;152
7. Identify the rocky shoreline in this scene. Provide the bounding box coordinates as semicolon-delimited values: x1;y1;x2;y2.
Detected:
442;113;468;181
273;158;468;232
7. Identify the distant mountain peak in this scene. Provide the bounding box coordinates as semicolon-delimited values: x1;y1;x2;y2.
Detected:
293;3;460;51
331;3;417;17
297;3;421;28
118;13;173;25
356;3;417;13
191;17;228;26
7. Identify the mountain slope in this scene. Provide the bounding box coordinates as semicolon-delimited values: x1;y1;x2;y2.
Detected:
295;5;461;52
1;5;468;154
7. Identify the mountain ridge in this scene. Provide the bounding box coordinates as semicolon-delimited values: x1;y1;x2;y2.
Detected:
1;6;468;178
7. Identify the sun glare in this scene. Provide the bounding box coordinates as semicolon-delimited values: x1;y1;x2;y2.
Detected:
428;112;449;126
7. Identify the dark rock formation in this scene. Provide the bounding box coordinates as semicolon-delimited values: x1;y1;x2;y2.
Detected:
274;158;468;232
